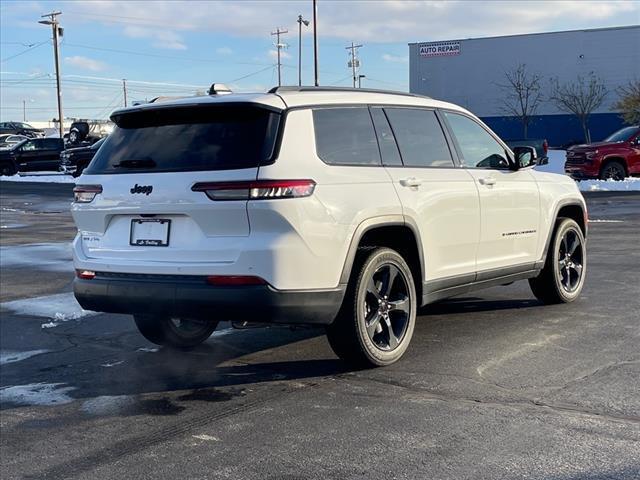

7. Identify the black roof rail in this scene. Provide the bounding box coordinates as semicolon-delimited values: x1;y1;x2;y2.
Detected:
267;85;430;99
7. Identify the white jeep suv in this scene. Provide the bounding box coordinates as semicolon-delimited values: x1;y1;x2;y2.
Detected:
72;86;587;367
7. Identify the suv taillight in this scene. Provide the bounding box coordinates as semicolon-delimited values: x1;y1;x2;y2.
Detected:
73;184;102;203
543;140;549;155
192;180;316;201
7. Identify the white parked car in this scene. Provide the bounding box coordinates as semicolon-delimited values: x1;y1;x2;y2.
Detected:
72;86;587;367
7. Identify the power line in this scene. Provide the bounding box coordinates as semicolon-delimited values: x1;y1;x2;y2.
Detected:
63;42;274;67
64;10;195;29
0;41;50;63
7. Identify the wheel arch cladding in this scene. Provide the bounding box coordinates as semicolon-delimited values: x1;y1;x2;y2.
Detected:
557;204;587;237
351;224;423;301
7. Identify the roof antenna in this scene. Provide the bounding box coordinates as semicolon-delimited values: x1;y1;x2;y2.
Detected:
208;83;232;95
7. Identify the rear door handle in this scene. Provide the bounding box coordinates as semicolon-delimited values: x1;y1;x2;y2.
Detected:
399;177;422;188
478;176;496;186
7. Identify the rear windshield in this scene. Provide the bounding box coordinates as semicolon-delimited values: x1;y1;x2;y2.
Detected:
86;105;280;174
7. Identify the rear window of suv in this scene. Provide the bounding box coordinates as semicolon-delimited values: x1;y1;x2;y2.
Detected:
313;107;380;166
86;104;280;174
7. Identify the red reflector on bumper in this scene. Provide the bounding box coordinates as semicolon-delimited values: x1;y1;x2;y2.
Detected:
76;269;96;280
206;275;266;286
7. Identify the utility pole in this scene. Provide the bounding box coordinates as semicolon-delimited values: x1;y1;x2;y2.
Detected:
297;15;309;86
23;100;26;122
271;27;288;87
39;11;64;139
313;0;319;86
122;79;128;107
346;42;362;88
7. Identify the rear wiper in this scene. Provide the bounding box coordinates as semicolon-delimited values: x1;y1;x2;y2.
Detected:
113;158;156;169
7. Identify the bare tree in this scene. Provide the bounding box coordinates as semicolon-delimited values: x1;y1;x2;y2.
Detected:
549;72;607;143
497;64;543;139
614;79;640;125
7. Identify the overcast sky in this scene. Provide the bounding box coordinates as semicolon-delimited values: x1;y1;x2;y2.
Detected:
1;0;638;121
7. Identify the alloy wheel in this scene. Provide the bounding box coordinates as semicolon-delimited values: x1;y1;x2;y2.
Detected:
557;228;584;293
363;263;412;351
602;164;624;181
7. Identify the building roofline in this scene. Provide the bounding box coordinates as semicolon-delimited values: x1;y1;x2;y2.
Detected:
408;24;639;46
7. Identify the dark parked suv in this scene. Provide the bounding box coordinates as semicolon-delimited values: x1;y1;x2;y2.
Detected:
0;138;65;175
0;122;44;138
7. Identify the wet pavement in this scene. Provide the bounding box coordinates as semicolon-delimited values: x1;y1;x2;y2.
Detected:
1;183;639;479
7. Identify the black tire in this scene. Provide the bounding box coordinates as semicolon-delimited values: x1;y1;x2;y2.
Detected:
0;162;17;176
529;218;586;304
133;315;218;349
326;247;417;367
599;160;626;181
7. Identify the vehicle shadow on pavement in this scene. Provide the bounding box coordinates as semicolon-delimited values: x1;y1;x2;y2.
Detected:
0;321;352;406
2;296;541;406
419;296;541;316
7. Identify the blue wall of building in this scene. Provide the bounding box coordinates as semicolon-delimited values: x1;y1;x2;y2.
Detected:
482;113;626;147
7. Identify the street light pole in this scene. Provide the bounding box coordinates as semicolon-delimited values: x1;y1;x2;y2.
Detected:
39;11;64;139
23;100;26;122
313;0;319;86
122;79;128;107
297;15;309;86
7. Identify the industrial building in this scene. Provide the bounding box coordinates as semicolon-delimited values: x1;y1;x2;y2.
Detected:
409;25;640;146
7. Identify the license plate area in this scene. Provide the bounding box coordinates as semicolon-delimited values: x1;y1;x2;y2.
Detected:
130;218;171;247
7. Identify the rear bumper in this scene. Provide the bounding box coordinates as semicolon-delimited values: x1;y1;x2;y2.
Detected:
73;273;345;325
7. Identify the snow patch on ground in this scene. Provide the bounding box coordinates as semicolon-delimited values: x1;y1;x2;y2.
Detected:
0;172;75;184
0;243;73;272
100;360;124;367
578;178;640;191
1;292;97;326
535;150;640;192
589;219;624;223
80;395;135;415
0;383;75;406
192;434;220;442
0;349;50;365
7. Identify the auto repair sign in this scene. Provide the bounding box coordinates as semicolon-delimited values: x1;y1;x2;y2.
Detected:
418;41;461;57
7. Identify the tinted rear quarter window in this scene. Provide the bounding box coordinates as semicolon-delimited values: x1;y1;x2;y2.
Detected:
86;105;279;174
313;107;380;166
384;108;453;168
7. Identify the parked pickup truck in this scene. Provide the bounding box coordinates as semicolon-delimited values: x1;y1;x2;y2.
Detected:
565;126;640;180
505;139;549;161
0;137;65;176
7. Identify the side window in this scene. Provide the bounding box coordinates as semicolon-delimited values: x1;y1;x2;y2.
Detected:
384;108;454;168
443;112;510;169
42;139;60;149
370;108;402;166
312;107;380;166
21;141;36;151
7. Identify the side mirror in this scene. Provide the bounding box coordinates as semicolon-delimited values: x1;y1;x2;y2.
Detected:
512;146;537;169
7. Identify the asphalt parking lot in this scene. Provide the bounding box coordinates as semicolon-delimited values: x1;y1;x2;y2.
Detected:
1;182;639;480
